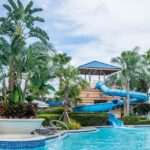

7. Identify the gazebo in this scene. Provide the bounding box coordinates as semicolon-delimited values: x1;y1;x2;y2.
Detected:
78;61;120;86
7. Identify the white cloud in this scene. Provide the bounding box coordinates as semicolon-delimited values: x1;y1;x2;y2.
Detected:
19;0;150;66
50;0;150;66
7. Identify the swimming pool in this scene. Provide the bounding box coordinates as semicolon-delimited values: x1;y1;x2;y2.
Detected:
2;127;150;150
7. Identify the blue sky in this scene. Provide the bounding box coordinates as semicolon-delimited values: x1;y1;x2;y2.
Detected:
1;0;150;67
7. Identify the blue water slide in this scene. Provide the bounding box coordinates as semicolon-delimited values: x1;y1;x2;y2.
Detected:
108;113;123;127
48;100;62;107
73;82;148;112
73;102;113;112
96;82;148;103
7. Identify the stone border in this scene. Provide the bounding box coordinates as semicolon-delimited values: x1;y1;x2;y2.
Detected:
0;127;97;149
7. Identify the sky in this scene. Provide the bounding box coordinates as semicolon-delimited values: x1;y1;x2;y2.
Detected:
1;0;150;67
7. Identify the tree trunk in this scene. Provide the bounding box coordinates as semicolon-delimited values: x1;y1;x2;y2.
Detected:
124;98;127;116
63;87;70;122
22;77;29;101
126;78;130;116
2;77;7;102
9;64;14;93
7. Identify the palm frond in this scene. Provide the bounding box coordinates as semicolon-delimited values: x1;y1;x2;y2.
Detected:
3;4;12;12
8;0;18;11
29;27;49;43
25;1;33;14
29;8;43;14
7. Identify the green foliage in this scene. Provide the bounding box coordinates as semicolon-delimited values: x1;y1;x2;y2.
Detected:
0;0;49;43
38;111;108;126
0;0;55;119
38;107;65;115
122;115;150;125
55;64;88;104
111;48;141;90
38;107;72;115
11;84;23;104
0;101;37;118
66;119;81;130
138;120;150;124
133;104;150;115
26;95;33;102
52;53;71;67
69;113;108;126
57;119;81;130
122;115;140;125
38;114;60;126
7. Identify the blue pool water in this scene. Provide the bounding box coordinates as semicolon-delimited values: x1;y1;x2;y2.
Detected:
2;127;150;150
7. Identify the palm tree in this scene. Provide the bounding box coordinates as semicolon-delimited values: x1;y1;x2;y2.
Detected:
55;65;88;122
111;49;141;116
0;0;49;93
0;37;11;101
21;42;55;100
52;53;71;89
143;50;150;81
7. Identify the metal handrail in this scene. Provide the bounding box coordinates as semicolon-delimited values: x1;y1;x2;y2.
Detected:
50;120;69;134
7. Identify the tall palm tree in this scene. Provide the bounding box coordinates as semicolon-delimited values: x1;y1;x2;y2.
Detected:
21;42;55;100
111;49;141;116
55;65;88;122
0;0;49;93
52;53;71;88
139;50;150;92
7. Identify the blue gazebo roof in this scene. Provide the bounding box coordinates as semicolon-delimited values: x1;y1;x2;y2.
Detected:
78;61;120;75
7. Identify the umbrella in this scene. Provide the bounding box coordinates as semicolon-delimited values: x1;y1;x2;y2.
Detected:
32;100;49;108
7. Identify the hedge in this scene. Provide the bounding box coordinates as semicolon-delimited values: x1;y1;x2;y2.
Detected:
38;111;150;126
38;112;108;126
69;113;108;126
139;120;150;125
122;115;140;125
38;114;61;126
38;107;64;115
38;107;72;115
122;115;150;125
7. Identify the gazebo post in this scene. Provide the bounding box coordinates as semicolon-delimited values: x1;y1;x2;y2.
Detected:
103;72;106;82
98;70;100;82
89;71;91;87
85;69;87;80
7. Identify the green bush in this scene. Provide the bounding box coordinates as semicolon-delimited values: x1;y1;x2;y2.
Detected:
122;115;140;125
133;103;150;115
122;115;150;125
38;107;64;114
50;107;65;114
38;114;61;126
139;120;150;125
66;119;81;130
69;113;108;126
57;119;81;130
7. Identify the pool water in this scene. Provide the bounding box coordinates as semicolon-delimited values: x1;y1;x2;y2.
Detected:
2;127;150;150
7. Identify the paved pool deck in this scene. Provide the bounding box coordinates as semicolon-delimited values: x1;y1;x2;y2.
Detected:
0;127;97;142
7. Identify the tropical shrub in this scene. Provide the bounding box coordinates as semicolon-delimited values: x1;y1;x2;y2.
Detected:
133;104;150;115
138;120;150;125
0;101;37;118
69;113;108;126
38;114;60;126
0;0;55;118
57;119;81;130
38;107;71;115
122;115;150;125
66;119;81;130
49;107;65;114
122;115;140;125
54;53;89;121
